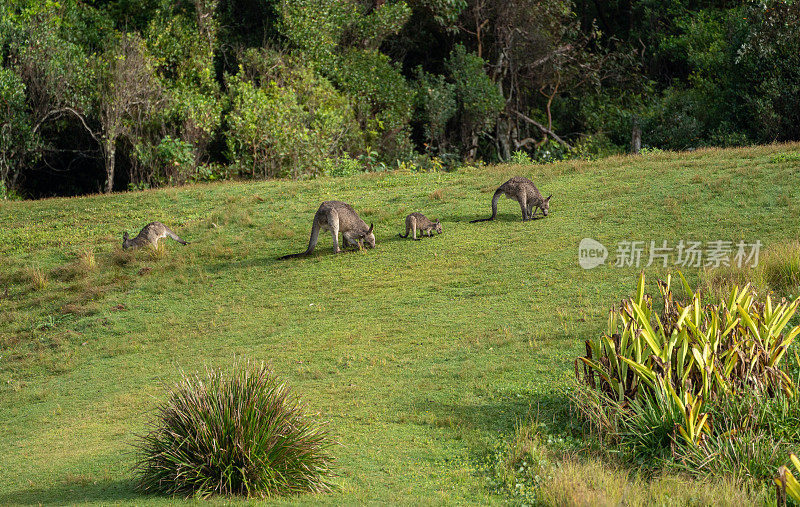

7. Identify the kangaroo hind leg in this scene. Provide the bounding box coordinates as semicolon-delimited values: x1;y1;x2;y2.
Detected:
328;209;341;253
519;195;529;221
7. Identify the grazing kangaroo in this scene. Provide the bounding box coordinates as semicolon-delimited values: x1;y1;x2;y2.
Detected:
399;212;441;240
469;176;551;223
122;222;189;249
279;201;375;259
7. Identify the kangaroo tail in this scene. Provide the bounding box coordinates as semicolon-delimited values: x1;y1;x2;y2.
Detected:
279;221;320;260
165;227;189;245
398;232;408;238
470;189;502;223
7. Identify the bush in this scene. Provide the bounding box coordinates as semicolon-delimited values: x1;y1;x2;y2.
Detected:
413;67;457;153
320;156;364;177
574;272;800;487
332;48;414;162
134;361;335;498
509;150;533;165
226;53;363;179
445;45;503;156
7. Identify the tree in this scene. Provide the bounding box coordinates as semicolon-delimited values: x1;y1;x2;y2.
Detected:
99;34;164;193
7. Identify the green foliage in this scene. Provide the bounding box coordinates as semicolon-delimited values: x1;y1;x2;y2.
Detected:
154;135;194;184
333;49;414;162
509;150;533;165
346;1;412;49
319;156;364;177
0;67;37;191
575;272;800;488
134;361;334;498
776;454;800;504
773;152;800;163
413;67;456;152
226;55;362;178
478;420;552;505
3;0;800;196
278;0;356;68
226;75;311;178
531;139;572;164
445;45;503;149
638;146;664;156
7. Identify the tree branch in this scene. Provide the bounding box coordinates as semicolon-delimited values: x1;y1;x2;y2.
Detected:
33;107;101;147
512;110;571;148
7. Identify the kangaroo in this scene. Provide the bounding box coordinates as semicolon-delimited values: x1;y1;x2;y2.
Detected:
122;222;189;250
399;212;442;240
469;176;551;223
279;201;375;259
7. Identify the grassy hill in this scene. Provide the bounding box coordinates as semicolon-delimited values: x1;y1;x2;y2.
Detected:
1;144;799;505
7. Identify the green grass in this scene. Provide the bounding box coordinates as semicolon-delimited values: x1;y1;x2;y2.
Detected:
1;143;799;504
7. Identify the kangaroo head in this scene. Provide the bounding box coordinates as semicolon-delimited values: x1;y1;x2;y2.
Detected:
434;219;442;234
122;232;130;249
542;195;552;216
361;223;375;248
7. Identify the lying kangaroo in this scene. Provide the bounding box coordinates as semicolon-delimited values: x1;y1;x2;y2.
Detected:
123;222;189;249
470;176;551;223
279;201;375;259
399;212;441;240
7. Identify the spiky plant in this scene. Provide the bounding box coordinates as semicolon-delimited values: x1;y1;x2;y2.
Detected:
134;361;335;499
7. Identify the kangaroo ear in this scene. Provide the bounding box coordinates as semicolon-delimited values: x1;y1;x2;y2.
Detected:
546;194;552;201
435;219;440;224
367;223;374;234
123;232;129;240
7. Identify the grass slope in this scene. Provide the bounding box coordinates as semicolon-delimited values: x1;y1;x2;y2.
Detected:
1;144;799;505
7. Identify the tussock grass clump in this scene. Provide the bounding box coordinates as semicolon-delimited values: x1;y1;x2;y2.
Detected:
146;243;167;261
77;248;97;271
700;241;800;299
53;248;98;281
25;266;48;291
761;242;800;294
134;361;335;499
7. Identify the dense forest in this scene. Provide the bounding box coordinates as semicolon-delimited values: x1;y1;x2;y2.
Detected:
1;0;798;198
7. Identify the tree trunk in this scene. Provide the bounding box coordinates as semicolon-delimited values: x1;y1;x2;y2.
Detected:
496;117;512;161
631;118;642;154
104;136;116;193
468;132;479;161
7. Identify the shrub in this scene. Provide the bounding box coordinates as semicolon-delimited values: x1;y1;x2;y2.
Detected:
445;45;503;157
509;150;533;165
226;54;362;179
479;419;552;505
574;272;800;487
134;361;334;498
413;67;457;153
319;156;364;177
332;48;414;162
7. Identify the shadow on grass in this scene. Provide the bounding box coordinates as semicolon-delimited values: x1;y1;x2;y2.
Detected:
410;391;573;435
465;213;546;223
0;478;144;505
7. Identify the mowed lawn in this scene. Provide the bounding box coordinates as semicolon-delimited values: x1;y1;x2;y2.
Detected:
1;144;799;505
